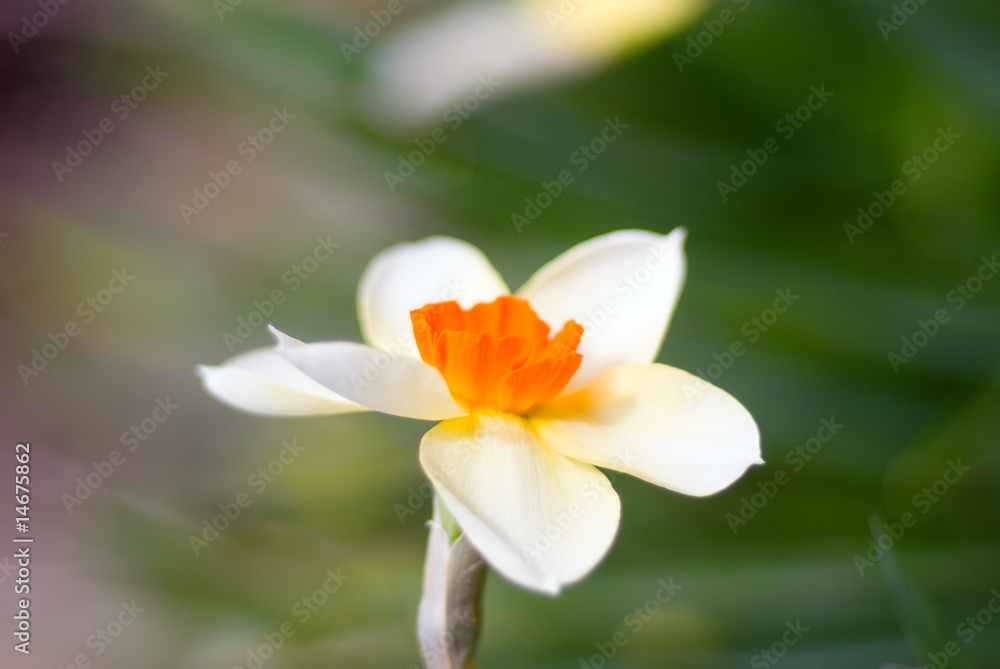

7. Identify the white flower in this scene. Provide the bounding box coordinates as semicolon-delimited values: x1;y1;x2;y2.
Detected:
362;0;706;131
198;229;761;594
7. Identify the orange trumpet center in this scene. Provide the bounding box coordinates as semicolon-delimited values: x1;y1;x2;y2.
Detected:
411;296;584;414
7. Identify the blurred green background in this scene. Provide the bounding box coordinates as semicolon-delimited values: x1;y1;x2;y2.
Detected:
2;0;999;667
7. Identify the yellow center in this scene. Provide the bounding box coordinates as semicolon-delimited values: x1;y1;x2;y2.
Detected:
410;296;583;414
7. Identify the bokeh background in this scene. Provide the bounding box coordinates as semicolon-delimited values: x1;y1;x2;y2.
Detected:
2;0;999;667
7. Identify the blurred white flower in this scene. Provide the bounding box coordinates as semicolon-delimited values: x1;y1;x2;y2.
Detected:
198;229;760;594
361;0;707;130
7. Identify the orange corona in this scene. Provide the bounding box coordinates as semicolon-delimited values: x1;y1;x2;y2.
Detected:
411;296;583;414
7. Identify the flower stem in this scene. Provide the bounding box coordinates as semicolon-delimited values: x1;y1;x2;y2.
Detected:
417;496;487;669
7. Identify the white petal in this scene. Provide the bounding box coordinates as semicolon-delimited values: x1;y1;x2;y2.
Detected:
272;328;466;421
197;347;365;417
419;412;621;595
534;0;708;58
533;363;761;497
517;228;686;391
357;237;510;357
362;2;586;132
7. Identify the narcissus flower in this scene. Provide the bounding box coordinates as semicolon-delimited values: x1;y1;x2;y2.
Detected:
364;0;707;130
198;229;760;594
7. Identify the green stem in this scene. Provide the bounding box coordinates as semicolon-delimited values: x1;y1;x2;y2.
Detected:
417;497;487;669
